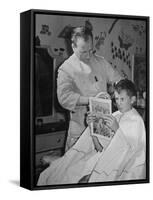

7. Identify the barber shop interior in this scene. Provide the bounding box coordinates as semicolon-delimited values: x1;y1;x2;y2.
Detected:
34;14;147;184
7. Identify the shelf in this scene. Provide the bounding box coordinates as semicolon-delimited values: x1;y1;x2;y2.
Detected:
35;121;67;134
35;130;66;153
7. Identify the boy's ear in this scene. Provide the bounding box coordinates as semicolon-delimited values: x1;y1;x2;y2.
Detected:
131;96;136;104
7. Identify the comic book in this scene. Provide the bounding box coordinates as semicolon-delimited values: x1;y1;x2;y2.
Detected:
89;95;114;148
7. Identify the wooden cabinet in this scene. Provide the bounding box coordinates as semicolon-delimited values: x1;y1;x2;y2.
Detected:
35;130;66;165
35;120;67;163
34;46;67;182
36;131;66;153
35;129;67;183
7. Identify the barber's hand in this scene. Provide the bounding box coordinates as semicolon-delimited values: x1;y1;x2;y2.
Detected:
102;115;119;133
95;92;110;99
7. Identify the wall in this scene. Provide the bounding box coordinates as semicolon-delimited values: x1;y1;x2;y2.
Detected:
36;14;146;80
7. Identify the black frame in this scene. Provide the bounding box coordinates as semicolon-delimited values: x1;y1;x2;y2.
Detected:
20;9;150;190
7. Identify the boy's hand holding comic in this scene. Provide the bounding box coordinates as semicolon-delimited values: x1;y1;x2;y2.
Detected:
102;115;119;133
86;112;103;152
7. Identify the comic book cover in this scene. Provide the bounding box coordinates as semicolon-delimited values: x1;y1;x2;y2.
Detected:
89;97;114;142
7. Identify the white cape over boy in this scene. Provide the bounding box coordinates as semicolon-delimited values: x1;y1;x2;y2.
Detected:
37;108;146;185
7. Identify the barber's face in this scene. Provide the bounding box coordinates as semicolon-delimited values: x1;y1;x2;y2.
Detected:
72;37;93;63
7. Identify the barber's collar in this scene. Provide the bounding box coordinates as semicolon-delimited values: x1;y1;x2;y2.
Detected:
72;53;91;74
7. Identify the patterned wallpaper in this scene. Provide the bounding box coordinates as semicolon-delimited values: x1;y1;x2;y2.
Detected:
36;14;146;80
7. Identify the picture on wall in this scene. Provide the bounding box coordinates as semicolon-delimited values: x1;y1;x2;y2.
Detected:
20;9;149;190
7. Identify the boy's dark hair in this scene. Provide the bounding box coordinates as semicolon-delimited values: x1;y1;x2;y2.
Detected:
71;26;93;47
114;79;137;97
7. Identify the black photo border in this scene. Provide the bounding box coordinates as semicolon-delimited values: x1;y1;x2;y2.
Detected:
20;9;150;190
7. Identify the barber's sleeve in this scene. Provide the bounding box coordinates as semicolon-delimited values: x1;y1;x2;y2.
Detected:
57;69;82;112
105;61;123;84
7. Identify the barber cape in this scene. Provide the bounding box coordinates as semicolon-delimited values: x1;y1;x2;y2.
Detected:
37;108;146;185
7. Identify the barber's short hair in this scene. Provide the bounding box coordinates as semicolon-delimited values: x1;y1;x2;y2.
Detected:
71;26;93;47
114;79;137;97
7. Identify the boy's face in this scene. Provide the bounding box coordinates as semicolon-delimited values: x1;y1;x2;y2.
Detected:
114;90;135;113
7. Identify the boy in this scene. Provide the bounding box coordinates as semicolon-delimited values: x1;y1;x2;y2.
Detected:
84;79;146;182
